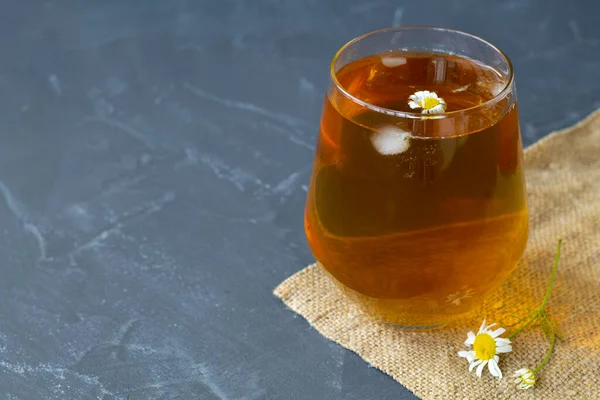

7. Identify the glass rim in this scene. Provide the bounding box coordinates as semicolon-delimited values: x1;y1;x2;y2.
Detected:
329;26;515;120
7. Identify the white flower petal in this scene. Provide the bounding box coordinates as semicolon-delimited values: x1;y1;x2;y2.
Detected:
462;351;476;362
465;331;476;346
484;322;497;332
458;350;471;359
469;360;482;372
490;327;506;338
496;345;513;353
477;319;487;334
422;104;444;114
495;338;511;346
409;94;421;103
514;368;528;376
475;360;488;377
488;358;502;379
433;104;446;114
408;100;420;109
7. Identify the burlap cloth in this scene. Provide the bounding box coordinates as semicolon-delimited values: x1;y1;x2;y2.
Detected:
274;110;600;399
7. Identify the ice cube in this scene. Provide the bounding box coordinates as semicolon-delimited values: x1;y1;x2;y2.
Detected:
370;126;411;155
476;75;508;98
381;56;407;68
490;82;506;97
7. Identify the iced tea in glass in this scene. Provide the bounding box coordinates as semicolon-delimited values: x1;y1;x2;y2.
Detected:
304;27;528;329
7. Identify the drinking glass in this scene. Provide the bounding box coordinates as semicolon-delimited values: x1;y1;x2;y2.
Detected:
304;27;528;329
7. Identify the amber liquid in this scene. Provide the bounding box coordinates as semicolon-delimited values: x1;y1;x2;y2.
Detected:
305;53;528;327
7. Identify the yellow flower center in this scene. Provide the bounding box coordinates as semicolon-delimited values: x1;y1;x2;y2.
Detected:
473;333;496;360
420;97;441;110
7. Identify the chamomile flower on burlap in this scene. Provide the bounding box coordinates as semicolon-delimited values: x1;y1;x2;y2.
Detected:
408;90;447;114
458;319;512;379
513;368;536;390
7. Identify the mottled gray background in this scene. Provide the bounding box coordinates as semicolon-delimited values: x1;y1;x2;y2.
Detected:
0;0;598;399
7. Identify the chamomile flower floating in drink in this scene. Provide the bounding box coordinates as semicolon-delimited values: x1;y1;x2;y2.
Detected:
408;90;447;114
458;319;512;378
513;368;536;390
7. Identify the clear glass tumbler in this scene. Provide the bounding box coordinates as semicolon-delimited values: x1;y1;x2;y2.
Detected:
304;27;528;329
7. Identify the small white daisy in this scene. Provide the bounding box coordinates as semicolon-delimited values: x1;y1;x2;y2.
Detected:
408;90;447;114
513;368;536;390
446;288;475;306
458;319;512;379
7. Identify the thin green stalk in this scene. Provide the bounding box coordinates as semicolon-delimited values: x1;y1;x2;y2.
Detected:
533;332;557;374
507;312;537;339
508;239;563;340
539;239;562;311
504;311;536;329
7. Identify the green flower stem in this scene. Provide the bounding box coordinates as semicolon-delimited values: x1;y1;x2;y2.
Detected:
505;310;537;329
507;239;563;340
534;331;557;374
507;312;537;340
539;239;562;312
